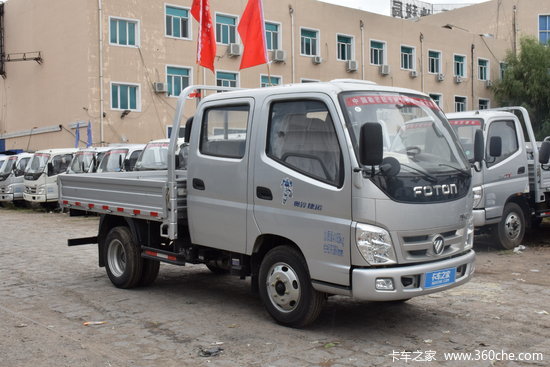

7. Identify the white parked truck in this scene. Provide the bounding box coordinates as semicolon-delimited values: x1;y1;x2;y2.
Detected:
60;81;481;327
0;153;33;203
67;147;111;174
24;148;77;203
447;107;550;249
96;144;145;173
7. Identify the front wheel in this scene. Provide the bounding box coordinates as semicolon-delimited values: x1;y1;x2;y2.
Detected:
258;246;325;328
493;202;525;250
104;226;143;288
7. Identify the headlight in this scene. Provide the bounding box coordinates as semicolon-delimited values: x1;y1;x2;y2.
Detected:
356;223;397;265
472;186;483;208
37;186;45;195
464;215;474;250
5;185;13;194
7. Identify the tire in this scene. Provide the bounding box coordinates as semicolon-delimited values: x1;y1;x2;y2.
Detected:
104;226;143;289
493;202;525;250
139;259;160;286
258;246;326;328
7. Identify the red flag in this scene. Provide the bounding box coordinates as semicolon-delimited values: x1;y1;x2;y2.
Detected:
237;0;268;69
191;0;216;73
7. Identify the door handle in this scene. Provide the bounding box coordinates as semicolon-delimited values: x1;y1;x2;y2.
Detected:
256;186;273;201
517;166;525;174
193;178;205;190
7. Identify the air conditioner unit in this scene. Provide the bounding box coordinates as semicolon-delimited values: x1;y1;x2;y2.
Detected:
454;75;463;84
436;73;445;81
409;70;418;78
346;60;358;72
273;49;286;62
380;64;391;75
485;79;493;88
228;43;242;57
312;56;323;64
153;82;167;93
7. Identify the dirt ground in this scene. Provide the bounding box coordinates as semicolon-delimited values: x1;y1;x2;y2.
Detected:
0;205;548;367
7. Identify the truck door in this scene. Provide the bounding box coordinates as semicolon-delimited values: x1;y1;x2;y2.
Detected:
484;118;528;219
251;96;352;287
187;99;253;253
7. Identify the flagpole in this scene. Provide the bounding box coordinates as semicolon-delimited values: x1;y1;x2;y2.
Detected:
267;62;272;86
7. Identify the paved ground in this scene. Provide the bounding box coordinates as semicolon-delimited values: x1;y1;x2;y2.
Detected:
0;206;548;367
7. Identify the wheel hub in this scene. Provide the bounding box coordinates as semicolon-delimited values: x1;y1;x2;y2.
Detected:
266;263;301;313
504;212;521;240
107;239;127;277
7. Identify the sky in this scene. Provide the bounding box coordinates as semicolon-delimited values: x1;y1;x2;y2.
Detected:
318;0;489;16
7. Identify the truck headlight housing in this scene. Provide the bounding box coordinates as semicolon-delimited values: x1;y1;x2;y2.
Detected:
5;185;13;194
356;223;397;265
472;186;483;208
465;215;474;250
37;186;46;195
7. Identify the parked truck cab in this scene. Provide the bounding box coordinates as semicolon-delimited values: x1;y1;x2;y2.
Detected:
67;147;111;174
0;153;33;203
61;82;480;327
24;148;77;203
447;108;550;249
96;144;145;173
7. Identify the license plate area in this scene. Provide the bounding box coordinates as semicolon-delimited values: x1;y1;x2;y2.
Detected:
424;267;456;289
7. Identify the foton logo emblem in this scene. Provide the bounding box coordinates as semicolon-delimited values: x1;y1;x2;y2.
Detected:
413;184;458;197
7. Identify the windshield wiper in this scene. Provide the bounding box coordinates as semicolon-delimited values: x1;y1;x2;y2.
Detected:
438;163;470;177
400;163;437;183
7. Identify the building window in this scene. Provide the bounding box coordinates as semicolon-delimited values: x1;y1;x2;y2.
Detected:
428;50;441;73
301;28;319;56
429;94;442;108
370;40;385;65
479;99;490;110
401;46;414;70
540;15;550;44
166;6;190;39
454;96;467;112
216;71;238;87
167;66;191;97
111;83;139;111
499;62;507;80
454;55;466;77
478;59;489;80
265;22;279;51
337;35;353;61
110;17;138;46
216;14;237;45
260;75;281;87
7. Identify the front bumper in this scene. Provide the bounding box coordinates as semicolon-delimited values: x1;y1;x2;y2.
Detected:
351;250;475;301
23;192;48;203
0;193;14;202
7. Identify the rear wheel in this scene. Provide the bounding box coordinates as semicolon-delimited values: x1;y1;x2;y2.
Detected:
493;202;525;250
104;226;143;288
139;259;160;286
258;246;325;328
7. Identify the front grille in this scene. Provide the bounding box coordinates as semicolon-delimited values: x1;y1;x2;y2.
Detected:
398;229;465;263
25;186;37;194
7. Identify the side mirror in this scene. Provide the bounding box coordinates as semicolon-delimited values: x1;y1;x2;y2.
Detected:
489;136;502;158
184;117;193;143
539;141;550;164
359;122;384;167
47;162;54;176
472;129;484;164
123;159;131;171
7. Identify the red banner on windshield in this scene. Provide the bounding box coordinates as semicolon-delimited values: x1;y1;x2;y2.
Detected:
345;95;439;110
449;119;482;126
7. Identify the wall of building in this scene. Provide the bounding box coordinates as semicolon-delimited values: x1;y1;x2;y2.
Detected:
0;0;537;150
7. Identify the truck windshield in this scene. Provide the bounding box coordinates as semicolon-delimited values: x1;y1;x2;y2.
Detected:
340;92;471;203
135;143;169;170
98;149;128;172
1;156;17;174
448;118;484;161
70;152;95;173
26;153;50;174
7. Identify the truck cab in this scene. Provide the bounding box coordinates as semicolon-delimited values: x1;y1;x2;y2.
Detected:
96;144;145;173
0;153;33;203
447;108;550;249
24;148;77;203
67;147;111;174
133;138;187;171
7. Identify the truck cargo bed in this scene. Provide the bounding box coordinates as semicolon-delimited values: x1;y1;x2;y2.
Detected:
59;170;187;221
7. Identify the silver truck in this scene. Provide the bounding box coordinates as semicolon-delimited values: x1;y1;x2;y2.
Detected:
447;107;550;249
0;153;33;203
60;81;481;327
